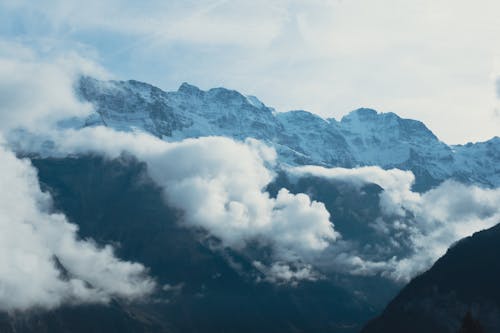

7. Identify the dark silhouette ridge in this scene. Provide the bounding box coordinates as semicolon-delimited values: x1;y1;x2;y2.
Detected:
362;223;500;333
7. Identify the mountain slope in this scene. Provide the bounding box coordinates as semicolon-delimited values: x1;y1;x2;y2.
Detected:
0;154;401;333
76;77;500;189
361;222;500;333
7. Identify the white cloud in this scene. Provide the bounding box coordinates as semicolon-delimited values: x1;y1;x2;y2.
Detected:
8;120;340;282
0;144;155;311
45;128;338;266
292;165;500;281
253;261;319;286
290;165;420;216
11;123;500;284
0;40;107;133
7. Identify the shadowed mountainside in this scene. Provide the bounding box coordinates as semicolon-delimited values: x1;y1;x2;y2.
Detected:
362;223;500;333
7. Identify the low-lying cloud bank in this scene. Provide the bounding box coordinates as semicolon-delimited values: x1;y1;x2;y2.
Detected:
292;166;500;281
50;128;339;260
28;127;500;284
14;127;339;284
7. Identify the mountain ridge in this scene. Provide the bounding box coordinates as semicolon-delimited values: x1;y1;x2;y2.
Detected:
75;76;500;190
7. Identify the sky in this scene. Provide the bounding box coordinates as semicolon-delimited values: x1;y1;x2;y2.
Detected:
1;0;499;144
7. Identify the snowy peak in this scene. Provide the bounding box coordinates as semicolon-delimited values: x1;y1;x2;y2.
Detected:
340;108;439;141
281;110;330;124
75;77;500;188
332;108;450;172
77;76;282;140
275;110;354;167
340;107;379;121
177;82;265;110
178;82;202;95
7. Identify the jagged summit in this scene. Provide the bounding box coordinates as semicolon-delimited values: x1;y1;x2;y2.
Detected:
341;107;379;121
281;110;329;123
177;81;257;107
75;76;500;188
178;82;202;95
341;108;437;139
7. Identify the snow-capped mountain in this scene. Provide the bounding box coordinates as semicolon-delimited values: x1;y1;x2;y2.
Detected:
77;76;500;189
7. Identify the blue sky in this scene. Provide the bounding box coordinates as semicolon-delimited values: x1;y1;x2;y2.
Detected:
1;0;499;144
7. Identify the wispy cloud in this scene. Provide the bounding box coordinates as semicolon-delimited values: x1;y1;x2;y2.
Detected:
0;144;155;311
292;165;500;281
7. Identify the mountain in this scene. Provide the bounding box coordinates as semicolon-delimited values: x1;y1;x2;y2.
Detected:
3;77;498;332
76;76;500;190
361;222;500;333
